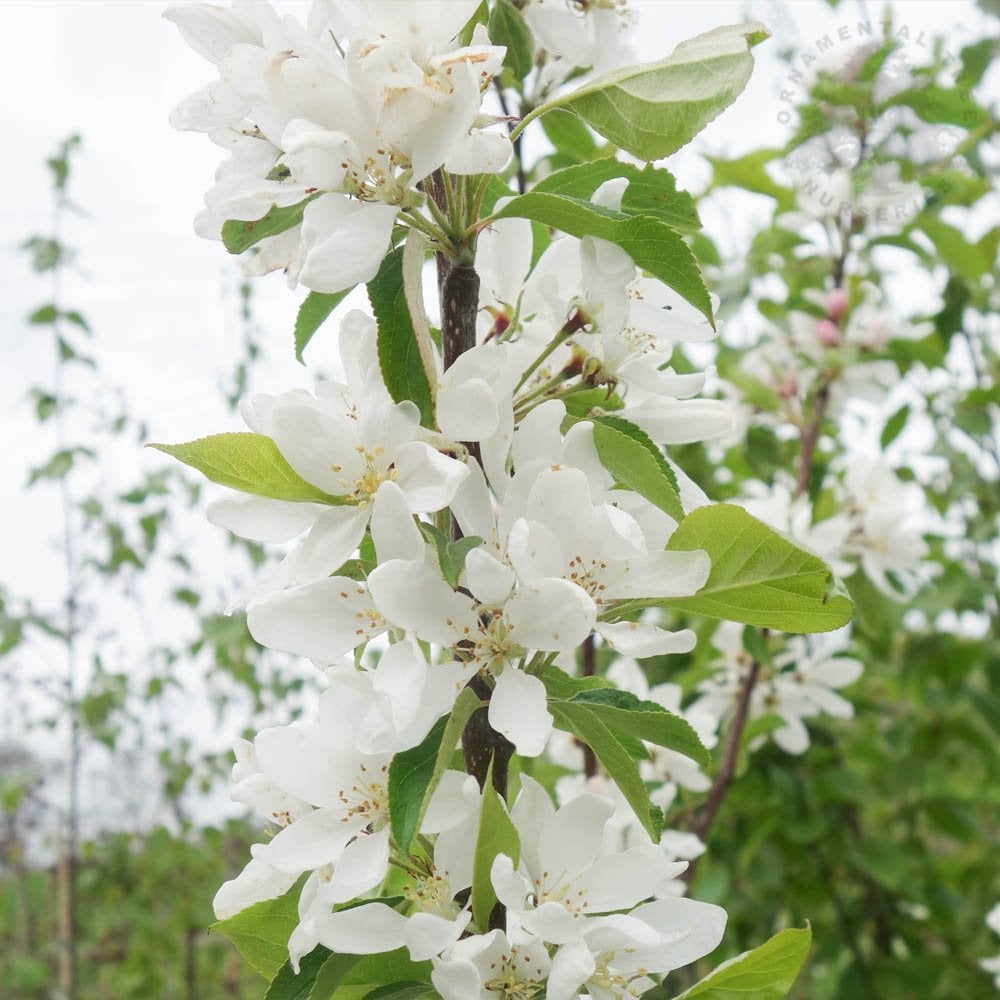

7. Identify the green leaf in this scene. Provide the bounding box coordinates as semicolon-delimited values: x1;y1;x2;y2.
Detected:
363;984;435;1000
527;22;770;160
388;716;447;853
489;0;534;81
658;504;854;633
540;108;599;164
211;883;301;980
266;947;334;1000
419;523;483;589
317;950;432;1000
388;687;480;854
880;404;910;449
590;415;684;522
540;664;613;700
295;290;351;363
367;247;435;427
884;84;988;127
564;688;710;766
707;148;792;207
222;198;313;254
530;160;701;233
148;433;345;504
491;193;712;325
674;926;812;999
471;762;521;930
917;216;991;282
550;702;662;840
309;954;362;1000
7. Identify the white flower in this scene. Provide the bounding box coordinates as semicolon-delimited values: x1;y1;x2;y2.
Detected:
547;896;727;1000
982;902;1000;988
213;679;395;933
694;624;862;755
433;929;552;1000
491;777;687;944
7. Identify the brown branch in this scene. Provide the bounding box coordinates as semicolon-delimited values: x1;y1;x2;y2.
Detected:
687;660;760;862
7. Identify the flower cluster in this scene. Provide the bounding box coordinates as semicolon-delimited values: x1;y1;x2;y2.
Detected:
167;0;511;291
161;2;830;994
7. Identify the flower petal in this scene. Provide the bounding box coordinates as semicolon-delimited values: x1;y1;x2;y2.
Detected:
309;902;408;955
489;668;553;758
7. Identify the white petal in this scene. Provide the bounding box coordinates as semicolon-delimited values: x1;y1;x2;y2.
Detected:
504;578;595;652
626;897;728;973
291;504;370;582
522;900;587;944
603;549;710;600
437;377;499;441
269;402;360;496
368;559;478;646
422;771;481;834
251;809;365;874
581;845;672;911
511;775;555;878
624;397;735;445
405;911;471;961
309;902;407;955
371;481;425;563
212;858;296;920
507;518;565;585
596;622;697;659
394;441;470;512
546;940;596;1000
247;577;386;662
300;195;399;294
490;853;532;913
539;794;613;882
207;495;323;543
465;548;515;605
322;828;390;904
489;668;553;758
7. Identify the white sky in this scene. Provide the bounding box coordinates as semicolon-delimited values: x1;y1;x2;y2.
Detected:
0;0;993;836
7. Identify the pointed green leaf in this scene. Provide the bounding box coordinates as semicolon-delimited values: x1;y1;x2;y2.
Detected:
363;984;436;1000
211;882;302;981
658;504;853;633
419;523;483;589
491;193;712;325
266;947;334;1000
471;762;521;930
222;197;314;255
388;687;481;853
540;664;613;700
316;950;432;1000
590;415;684;522
388;716;447;853
674;926;812;999
565;688;710;766
531;161;701;233
296;290;352;363
550;702;662;840
309;954;362;1000
526;22;770;160
368;247;435;427
540;108;599;164
489;0;534;80
148;433;345;504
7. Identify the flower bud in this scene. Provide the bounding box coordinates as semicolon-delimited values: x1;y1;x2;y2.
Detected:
816;318;841;347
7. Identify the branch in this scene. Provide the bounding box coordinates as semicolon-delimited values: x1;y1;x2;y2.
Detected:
683;658;760;886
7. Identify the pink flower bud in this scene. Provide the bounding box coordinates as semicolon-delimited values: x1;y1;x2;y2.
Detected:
826;287;849;321
778;374;798;398
816;319;841;347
